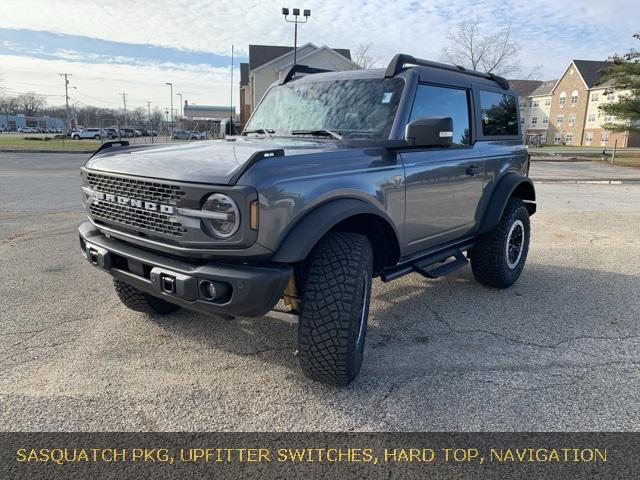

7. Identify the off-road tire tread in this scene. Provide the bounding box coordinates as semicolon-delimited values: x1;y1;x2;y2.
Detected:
298;231;373;386
113;279;180;315
470;198;530;289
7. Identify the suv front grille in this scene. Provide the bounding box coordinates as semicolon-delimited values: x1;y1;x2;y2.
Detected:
87;172;186;204
86;172;187;237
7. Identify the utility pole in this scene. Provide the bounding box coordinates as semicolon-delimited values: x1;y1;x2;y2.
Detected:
146;101;153;143
165;82;173;136
120;92;128;127
58;73;72;132
229;44;234;135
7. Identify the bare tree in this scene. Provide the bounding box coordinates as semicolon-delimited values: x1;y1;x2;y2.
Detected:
150;107;164;129
441;17;523;76
353;43;381;70
17;91;46;116
0;95;20;130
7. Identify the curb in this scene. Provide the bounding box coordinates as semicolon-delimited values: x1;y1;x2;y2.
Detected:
533;179;640;185
0;149;93;154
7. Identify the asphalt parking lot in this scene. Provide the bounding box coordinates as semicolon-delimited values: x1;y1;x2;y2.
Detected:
1;152;639;431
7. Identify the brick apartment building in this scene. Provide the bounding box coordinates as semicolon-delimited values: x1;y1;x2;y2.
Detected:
511;60;639;147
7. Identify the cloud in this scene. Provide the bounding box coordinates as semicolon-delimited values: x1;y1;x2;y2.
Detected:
1;0;638;110
1;54;238;111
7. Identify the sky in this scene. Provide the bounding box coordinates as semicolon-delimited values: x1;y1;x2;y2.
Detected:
0;0;638;113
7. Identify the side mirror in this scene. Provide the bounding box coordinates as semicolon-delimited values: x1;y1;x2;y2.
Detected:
405;117;453;148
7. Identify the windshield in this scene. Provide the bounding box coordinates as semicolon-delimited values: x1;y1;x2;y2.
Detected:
245;77;404;139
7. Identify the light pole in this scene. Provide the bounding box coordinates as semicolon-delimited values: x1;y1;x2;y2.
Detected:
165;82;173;136
282;8;310;67
165;108;169;139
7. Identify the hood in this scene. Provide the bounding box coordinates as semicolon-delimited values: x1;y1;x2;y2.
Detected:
84;137;339;185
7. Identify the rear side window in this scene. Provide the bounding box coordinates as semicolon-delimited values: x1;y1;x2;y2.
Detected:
480;91;518;136
409;85;470;145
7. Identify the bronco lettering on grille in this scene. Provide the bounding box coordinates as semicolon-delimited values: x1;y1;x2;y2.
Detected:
94;191;175;214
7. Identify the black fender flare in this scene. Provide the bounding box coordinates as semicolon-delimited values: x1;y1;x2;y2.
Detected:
270;198;399;263
478;174;536;235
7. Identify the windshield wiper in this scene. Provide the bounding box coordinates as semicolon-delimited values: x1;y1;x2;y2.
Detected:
242;128;275;135
290;129;343;140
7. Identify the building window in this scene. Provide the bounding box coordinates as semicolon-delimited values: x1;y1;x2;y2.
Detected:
568;114;576;126
521;117;525;125
606;91;615;101
533;99;539;107
531;116;538;125
591;93;599;102
585;132;593;142
540;133;547;143
601;132;609;143
543;116;549;124
565;133;574;143
554;132;562;143
545;98;551;106
570;90;578;104
556;115;563;124
520;102;526;109
587;113;596;122
604;114;613;122
528;101;533;108
559;92;566;105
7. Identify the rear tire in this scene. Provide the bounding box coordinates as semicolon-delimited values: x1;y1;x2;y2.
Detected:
113;279;181;315
470;198;530;289
298;231;373;386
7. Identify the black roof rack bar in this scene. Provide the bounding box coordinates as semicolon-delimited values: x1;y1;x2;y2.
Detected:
89;140;130;159
281;65;331;84
384;53;510;90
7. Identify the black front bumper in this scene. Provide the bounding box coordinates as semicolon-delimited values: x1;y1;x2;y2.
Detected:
78;222;292;318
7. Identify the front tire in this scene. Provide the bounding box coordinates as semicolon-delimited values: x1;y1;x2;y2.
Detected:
298;231;373;386
470;198;531;289
113;279;181;315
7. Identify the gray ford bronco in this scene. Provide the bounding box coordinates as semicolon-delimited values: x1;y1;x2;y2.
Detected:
79;54;535;386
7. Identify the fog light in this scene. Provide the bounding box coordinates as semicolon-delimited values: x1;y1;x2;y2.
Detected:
199;280;232;302
200;280;217;300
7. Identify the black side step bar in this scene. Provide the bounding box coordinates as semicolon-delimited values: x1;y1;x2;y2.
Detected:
380;240;474;283
414;250;468;279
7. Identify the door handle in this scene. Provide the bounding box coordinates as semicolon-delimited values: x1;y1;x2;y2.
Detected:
466;164;481;176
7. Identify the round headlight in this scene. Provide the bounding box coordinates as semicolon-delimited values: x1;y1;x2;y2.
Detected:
202;193;240;238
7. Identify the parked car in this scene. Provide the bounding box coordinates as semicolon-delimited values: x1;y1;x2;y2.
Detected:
190;131;206;140
103;128;120;139
18;127;38;134
71;128;104;140
172;130;203;140
120;128;140;138
78;54;535;386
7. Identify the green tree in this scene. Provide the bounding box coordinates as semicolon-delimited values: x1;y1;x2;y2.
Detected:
599;34;640;133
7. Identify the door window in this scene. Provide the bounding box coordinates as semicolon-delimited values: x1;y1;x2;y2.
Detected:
409;85;471;145
479;91;519;136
